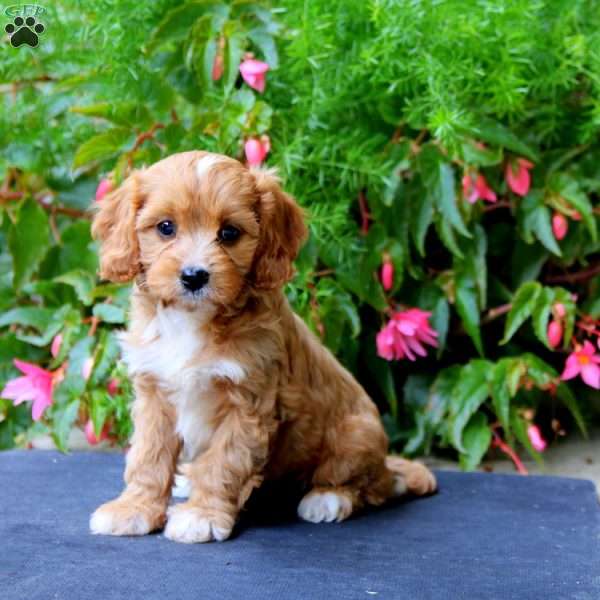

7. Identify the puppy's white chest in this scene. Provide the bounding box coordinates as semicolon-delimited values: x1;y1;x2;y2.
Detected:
120;306;244;460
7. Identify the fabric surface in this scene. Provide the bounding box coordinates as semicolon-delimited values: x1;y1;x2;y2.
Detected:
0;450;598;600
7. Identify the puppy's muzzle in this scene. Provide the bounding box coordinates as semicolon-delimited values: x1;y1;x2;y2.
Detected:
180;267;210;293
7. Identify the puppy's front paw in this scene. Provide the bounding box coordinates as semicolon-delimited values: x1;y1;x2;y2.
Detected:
164;503;233;544
297;490;353;523
90;498;165;536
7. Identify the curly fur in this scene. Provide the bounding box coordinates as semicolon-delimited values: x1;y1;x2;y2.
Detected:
89;151;436;543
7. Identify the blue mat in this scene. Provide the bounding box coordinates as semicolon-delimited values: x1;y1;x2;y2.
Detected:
1;450;598;599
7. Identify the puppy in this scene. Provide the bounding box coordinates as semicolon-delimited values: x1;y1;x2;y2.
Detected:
89;151;436;543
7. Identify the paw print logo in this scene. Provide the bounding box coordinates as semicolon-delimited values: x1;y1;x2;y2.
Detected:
5;16;45;48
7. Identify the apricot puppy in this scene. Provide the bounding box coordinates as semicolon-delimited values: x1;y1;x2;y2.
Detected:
89;151;436;543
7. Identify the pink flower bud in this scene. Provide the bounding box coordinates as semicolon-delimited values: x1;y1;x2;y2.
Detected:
84;420;109;446
505;158;533;197
552;213;568;241
381;260;394;291
244;136;270;167
239;58;269;93
527;424;547;452
50;334;62;358
553;303;566;318
95;178;113;202
107;378;119;396
547;320;563;349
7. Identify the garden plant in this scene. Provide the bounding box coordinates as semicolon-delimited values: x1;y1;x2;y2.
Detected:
1;0;599;472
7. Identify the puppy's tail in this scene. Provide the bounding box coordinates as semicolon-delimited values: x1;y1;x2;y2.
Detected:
385;455;437;497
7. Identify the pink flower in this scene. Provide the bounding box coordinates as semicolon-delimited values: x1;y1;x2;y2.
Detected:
84;419;109;445
527;424;547;452
1;359;54;421
462;173;497;204
376;308;438;361
505;158;534;196
381;259;394;291
561;341;600;389
547;320;563;349
51;334;62;358
107;378;120;396
95;178;113;202
239;58;269;93
552;213;568;241
244;135;270;167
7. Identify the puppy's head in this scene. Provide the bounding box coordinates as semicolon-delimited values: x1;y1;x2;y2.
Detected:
92;151;306;309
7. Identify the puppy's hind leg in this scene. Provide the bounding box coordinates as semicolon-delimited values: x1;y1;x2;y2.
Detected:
385;455;437;498
297;413;388;524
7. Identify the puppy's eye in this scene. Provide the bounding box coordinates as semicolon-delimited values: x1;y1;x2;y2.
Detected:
157;220;176;238
218;225;241;243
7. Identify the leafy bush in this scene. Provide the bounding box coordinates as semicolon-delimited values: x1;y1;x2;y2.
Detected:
1;0;599;468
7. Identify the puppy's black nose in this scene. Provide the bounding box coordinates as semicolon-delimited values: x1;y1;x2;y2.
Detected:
180;267;210;292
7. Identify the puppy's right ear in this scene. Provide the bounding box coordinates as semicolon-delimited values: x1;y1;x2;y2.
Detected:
91;172;144;282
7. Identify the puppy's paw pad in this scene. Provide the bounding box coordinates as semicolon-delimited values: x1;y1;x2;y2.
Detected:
90;506;151;536
164;506;231;543
297;491;352;523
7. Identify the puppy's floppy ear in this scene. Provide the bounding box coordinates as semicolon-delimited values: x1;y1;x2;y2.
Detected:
251;168;308;290
91;172;144;282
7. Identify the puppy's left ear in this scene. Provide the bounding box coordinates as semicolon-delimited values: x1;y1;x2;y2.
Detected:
251;169;308;290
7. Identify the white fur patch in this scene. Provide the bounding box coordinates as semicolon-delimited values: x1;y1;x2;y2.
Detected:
120;304;245;461
196;153;225;180
171;474;191;499
164;506;230;543
297;491;353;523
90;507;151;536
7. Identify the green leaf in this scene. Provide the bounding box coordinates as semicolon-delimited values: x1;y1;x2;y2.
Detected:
548;173;596;242
90;389;110;438
436;162;471;238
93;303;126;324
459;412;492;471
490;358;522;435
72;127;132;169
70;102;152;128
248;27;279;68
521;353;557;387
0;307;54;331
449;360;491;452
8;198;51;291
501;281;542;344
459;117;538;162
50;400;80;453
517;192;562;256
455;272;484;355
224;32;244;92
16;305;74;347
147;1;220;52
411;191;434;256
435;214;464;258
55;270;96;306
531;287;554;349
556;383;587;437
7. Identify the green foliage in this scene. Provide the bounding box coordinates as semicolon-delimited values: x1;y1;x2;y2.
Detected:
0;0;599;467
